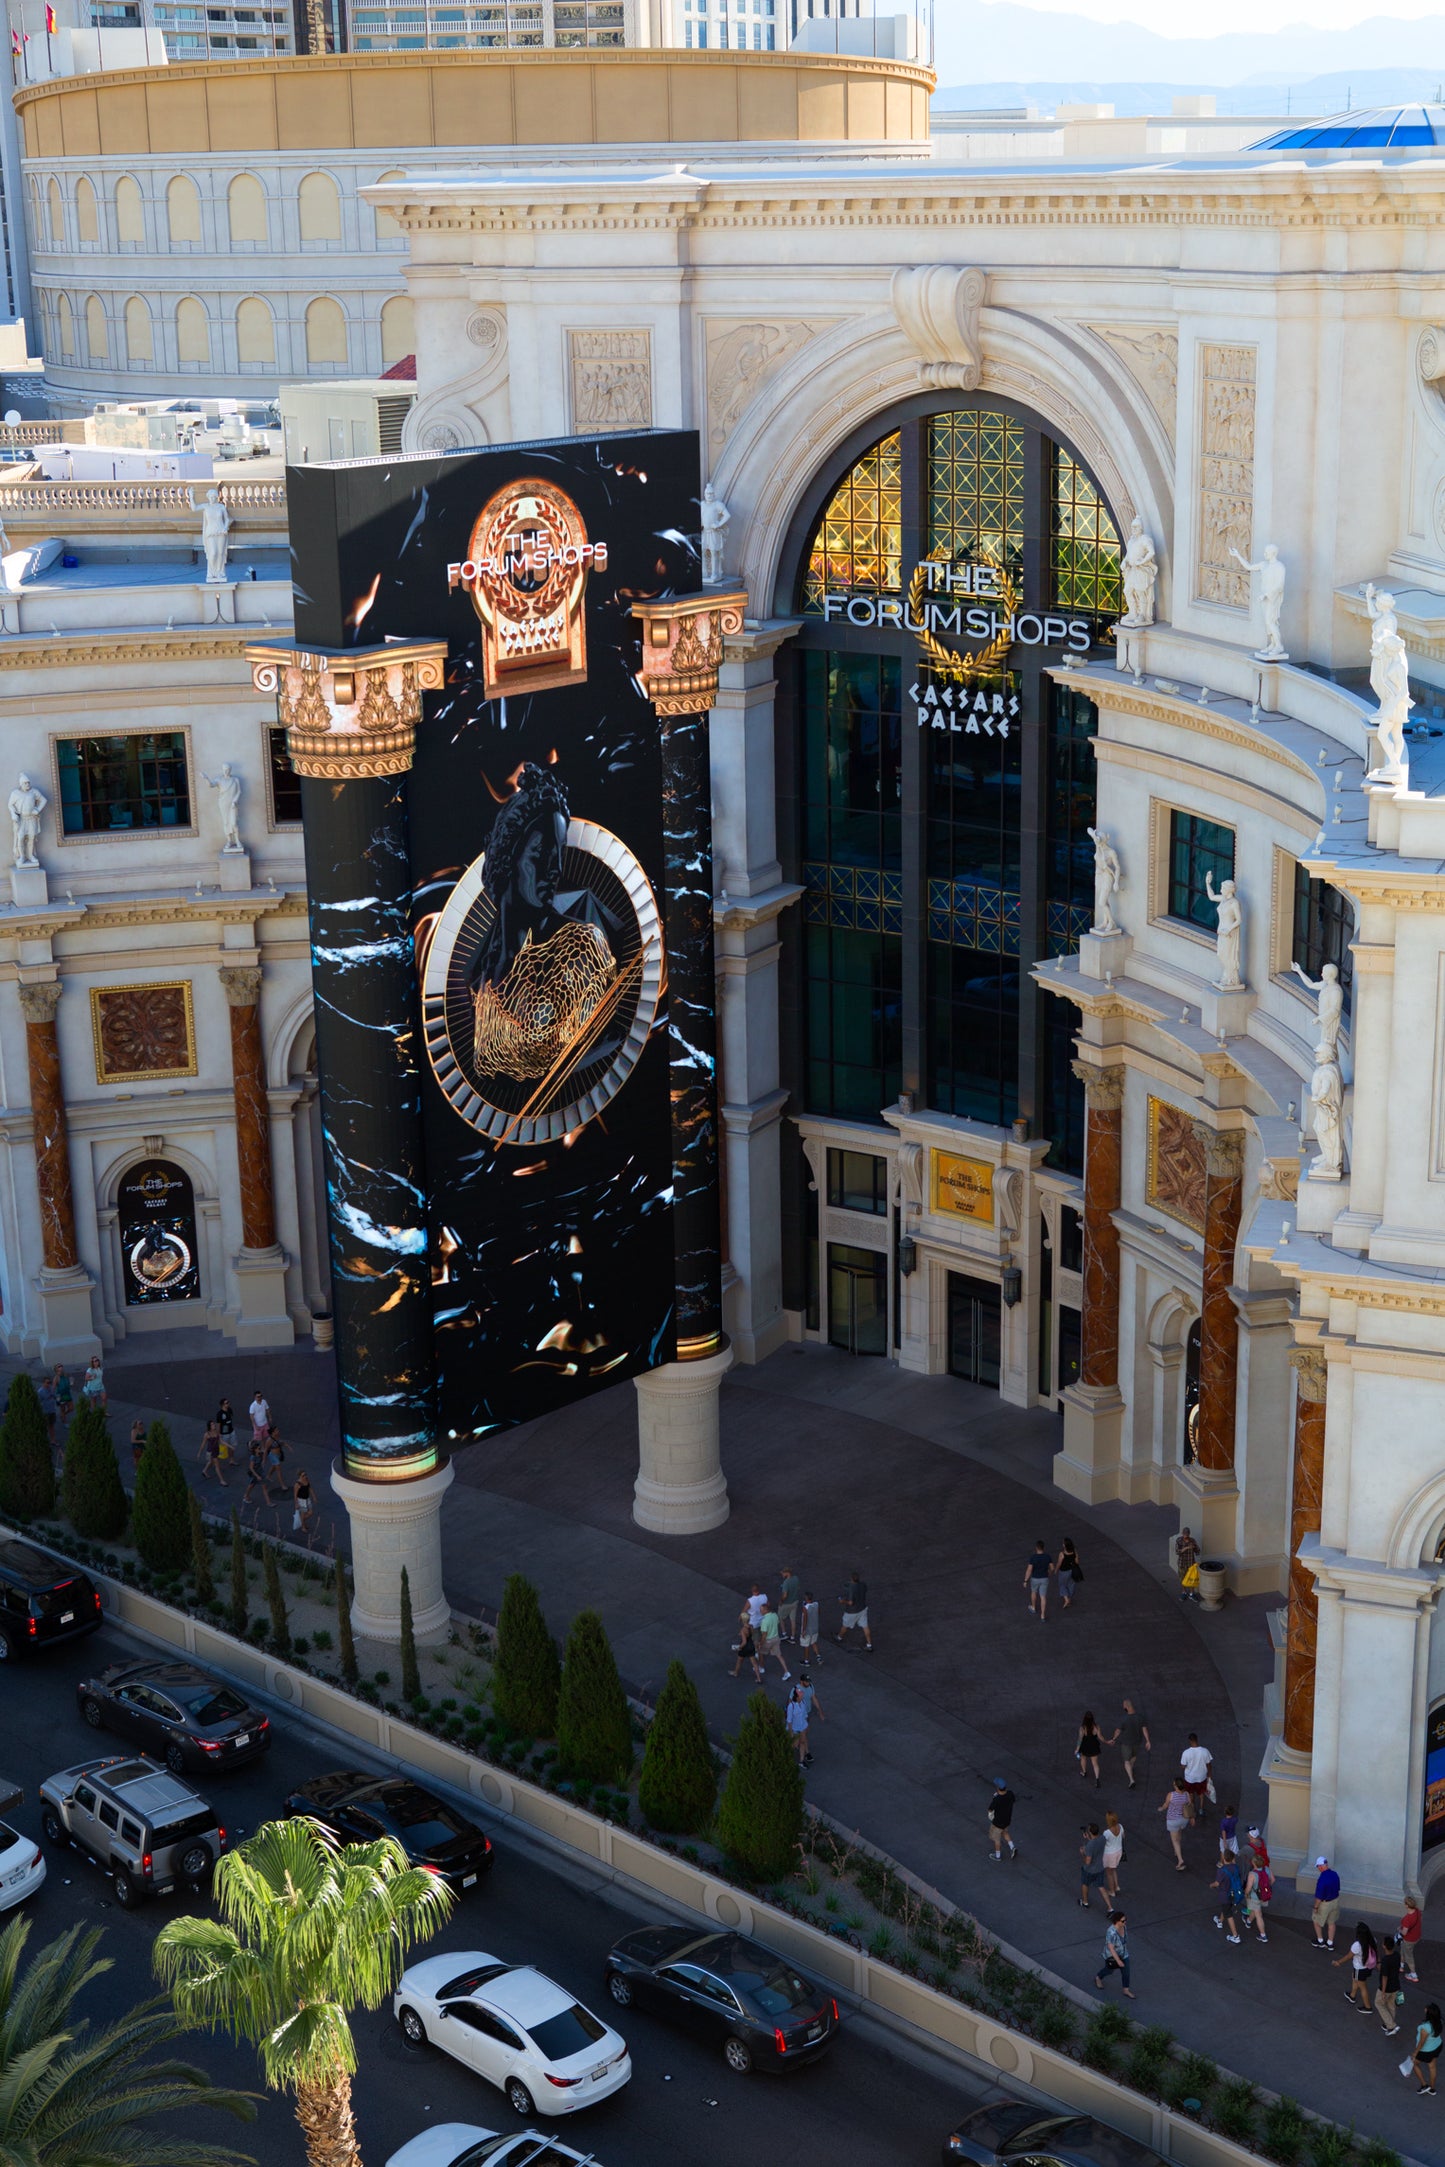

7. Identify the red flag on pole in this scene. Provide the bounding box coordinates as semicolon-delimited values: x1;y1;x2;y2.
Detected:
44;6;56;32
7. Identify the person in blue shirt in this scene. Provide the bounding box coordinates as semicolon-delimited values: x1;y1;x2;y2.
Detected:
1312;1856;1343;1950
1094;1910;1134;1999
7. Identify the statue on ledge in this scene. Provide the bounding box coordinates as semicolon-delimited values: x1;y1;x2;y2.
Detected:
1119;517;1158;628
8;772;46;867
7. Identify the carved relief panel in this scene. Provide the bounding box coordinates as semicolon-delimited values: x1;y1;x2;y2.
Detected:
1194;343;1257;609
1146;1095;1207;1231
704;318;825;467
92;981;197;1085
568;330;653;435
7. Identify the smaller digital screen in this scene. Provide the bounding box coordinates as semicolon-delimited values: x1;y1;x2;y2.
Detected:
1423;1704;1445;1853
118;1159;199;1306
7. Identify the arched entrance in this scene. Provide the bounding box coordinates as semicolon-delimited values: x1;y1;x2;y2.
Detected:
117;1159;201;1305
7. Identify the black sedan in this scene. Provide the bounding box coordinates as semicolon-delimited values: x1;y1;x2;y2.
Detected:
284;1771;493;1889
0;1542;102;1661
944;2103;1167;2167
604;1926;839;2074
77;1659;271;1773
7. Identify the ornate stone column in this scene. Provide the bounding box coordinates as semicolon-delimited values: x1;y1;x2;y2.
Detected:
218;964;293;1348
1283;1346;1328;1754
19;979;98;1359
1055;1060;1127;1505
1173;1120;1246;1569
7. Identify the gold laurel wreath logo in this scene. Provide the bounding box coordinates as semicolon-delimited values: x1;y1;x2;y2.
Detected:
906;548;1021;684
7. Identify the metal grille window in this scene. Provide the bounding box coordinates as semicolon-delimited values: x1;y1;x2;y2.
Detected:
927;409;1026;579
801;430;902;613
1051;444;1123;617
1168;810;1235;931
1292;863;1354;1013
56;734;190;835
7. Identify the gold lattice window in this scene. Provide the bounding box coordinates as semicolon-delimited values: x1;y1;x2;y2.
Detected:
1051;446;1123;616
801;432;902;614
926;411;1025;575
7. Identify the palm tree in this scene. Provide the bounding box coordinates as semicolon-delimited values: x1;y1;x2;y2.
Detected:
0;1911;255;2166
154;1817;454;2167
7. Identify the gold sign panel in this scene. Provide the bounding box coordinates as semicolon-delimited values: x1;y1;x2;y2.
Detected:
931;1151;994;1224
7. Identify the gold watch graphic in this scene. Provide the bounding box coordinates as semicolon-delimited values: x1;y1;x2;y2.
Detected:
465;477;593;701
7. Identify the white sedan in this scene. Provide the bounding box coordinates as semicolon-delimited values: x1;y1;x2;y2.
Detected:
386;2125;609;2167
393;1952;630;2120
0;1819;45;1911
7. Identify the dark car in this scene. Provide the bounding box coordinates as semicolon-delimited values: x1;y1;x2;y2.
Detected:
77;1659;271;1774
604;1926;839;2074
284;1771;493;1889
0;1541;102;1660
944;2104;1168;2167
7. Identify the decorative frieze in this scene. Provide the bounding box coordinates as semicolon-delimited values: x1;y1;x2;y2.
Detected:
705;318;825;467
1194;343;1257;610
568;329;652;435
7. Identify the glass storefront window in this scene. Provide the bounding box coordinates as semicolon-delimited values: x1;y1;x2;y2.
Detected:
1168;811;1235;931
1052;445;1124;618
801;430;902;613
927;410;1025;578
57;733;190;834
827;1147;888;1215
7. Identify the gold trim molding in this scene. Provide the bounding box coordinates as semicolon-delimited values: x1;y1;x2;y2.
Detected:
90;979;197;1085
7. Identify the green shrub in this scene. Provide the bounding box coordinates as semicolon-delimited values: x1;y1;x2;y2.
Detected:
1034;2002;1076;2050
1093;2000;1133;2044
1309;2128;1357;2167
130;1421;189;1572
1214;2079;1259;2146
263;1546;289;1653
187;1491;214;1605
1261;2097;1310;2167
0;1374;54;1521
1359;2142;1402;2167
311;1627;333;1652
557;1610;632;1786
639;1659;717;1834
492;1574;561;1738
400;1566;420;1700
61;1402;127;1539
228;1507;247;1639
714;1691;804;1883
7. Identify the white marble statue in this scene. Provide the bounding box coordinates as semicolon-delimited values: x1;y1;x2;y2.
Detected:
203;762;244;853
197;487;233;584
1086;825;1123;935
8;772;45;866
1363;583;1413;782
1290;958;1344;1057
1229;541;1288;660
1119;517;1158;628
1309;1042;1344;1179
1205;870;1245;990
700;483;730;587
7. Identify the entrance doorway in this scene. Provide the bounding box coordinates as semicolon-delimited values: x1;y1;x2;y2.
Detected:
828;1243;888;1355
947;1271;1001;1388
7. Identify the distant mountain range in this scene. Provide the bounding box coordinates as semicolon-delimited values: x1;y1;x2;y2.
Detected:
932;1;1445;99
935;67;1445;117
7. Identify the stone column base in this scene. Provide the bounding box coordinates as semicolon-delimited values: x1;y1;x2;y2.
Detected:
1198;984;1256;1039
1077;930;1132;982
1054;1381;1125;1503
633;1342;733;1534
330;1456;454;1646
218;848;253;893
1260;1730;1314;1885
36;1265;100;1363
231;1245;295;1349
1174;1460;1241;1571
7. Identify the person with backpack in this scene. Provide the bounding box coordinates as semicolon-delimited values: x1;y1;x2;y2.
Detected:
1241;1854;1269;1944
1211;1853;1246;1943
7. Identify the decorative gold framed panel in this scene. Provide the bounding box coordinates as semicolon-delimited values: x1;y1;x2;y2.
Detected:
1146;1095;1207;1232
91;981;197;1085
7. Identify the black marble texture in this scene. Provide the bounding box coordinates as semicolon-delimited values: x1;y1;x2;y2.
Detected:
660;708;723;1353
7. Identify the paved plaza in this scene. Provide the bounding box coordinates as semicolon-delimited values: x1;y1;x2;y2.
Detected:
15;1333;1438;2157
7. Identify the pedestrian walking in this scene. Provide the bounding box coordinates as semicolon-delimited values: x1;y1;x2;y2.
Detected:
1055;1536;1083;1608
242;1437;267;1505
81;1355;106;1411
1094;1909;1134;1998
1312;1856;1343;1949
1175;1525;1201;1600
197;1418;227;1486
1211;1853;1245;1943
796;1669;824;1765
1401;1894;1423;1984
36;1373;56;1447
1180;1733;1213;1820
785;1684;810;1768
757;1599;791;1680
1102;1809;1125;1899
1403;2001;1442;2093
1335;1923;1378;2011
1378;1933;1404;2035
292;1467;316;1546
263;1425;288;1492
248;1389;270;1444
835;1569;872;1650
745;1583;767;1631
777;1564;801;1644
129;1417;146;1471
51;1364;72;1436
1076;1709;1104;1787
1218;1804;1239;1860
987;1777;1017;1861
1079;1823;1110;1911
798;1591;822;1665
1240;1854;1269;1943
1106;1699;1151;1790
729;1607;763;1682
1160;1774;1192;1870
1023;1538;1052;1620
215;1396;235;1455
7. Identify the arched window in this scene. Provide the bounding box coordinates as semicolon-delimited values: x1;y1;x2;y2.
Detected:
175;295;209;366
789;401;1121;1156
56;291;74;360
166;174;201;245
380;293;413;371
235;295;275;367
75;176;98;244
297;171;341;244
46;176;63;248
114;174;144;245
305;295;346;368
227;172;267;246
124;296;153;365
373;168;405;241
84;292;108;361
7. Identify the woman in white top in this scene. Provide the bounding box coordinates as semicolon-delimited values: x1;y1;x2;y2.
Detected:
1101;1810;1124;1898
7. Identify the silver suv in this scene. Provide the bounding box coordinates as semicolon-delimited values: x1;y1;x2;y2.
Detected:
38;1756;226;1908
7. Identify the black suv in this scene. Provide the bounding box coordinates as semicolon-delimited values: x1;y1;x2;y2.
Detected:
604;1927;839;2074
0;1541;102;1659
77;1659;271;1773
284;1771;493;1889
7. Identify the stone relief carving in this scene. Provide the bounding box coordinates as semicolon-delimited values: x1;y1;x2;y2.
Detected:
1195;343;1257;610
890;265;987;390
400;307;507;460
568;329;652;434
704;318;825;467
1146;1096;1207;1232
91;982;197;1085
466;307;506;355
1093;324;1179;440
993;1165;1024;1234
897;1142;924;1210
1420;327;1445;387
1257;1157;1300;1202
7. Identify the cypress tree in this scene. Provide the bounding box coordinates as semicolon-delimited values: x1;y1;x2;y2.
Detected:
399;1565;420;1700
60;1401;127;1540
263;1544;289;1653
492;1573;560;1738
557;1609;632;1786
715;1690;804;1883
228;1507;247;1639
0;1373;55;1521
337;1557;357;1684
129;1420;189;1572
188;1490;215;1604
639;1658;717;1834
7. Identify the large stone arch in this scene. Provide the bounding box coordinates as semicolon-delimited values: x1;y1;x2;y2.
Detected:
1388;1469;1445;1573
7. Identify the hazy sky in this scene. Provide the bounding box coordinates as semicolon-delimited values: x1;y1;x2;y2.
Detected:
984;0;1444;26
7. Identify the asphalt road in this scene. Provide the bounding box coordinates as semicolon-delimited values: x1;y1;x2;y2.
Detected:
0;1620;989;2167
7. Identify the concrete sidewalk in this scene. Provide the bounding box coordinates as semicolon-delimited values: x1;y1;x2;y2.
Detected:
19;1333;1441;2157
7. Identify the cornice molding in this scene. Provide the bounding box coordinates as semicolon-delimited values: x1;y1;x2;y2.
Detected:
0;630;272;671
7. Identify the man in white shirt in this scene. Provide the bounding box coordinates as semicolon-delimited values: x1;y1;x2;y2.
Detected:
745;1584;767;1630
1180;1733;1213;1819
249;1392;271;1444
